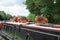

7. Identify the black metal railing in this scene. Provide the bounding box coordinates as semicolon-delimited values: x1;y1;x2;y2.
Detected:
2;23;60;40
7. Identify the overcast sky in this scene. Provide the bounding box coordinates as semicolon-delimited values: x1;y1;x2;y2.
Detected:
0;0;30;16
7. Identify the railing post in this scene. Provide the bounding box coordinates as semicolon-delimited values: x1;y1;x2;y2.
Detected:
26;33;30;40
58;36;60;40
12;25;17;40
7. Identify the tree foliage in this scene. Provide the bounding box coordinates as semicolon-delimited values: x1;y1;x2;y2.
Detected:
27;13;36;22
26;0;60;24
6;14;12;20
0;11;12;20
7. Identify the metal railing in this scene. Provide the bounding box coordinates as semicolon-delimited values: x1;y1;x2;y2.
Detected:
2;23;60;40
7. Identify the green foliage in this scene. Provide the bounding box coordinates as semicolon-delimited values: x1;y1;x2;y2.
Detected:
26;0;60;24
27;13;36;22
6;14;12;20
0;11;6;20
53;16;60;24
0;11;12;20
22;16;26;20
26;0;41;15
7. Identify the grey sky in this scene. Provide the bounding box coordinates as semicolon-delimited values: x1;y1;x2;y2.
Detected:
0;0;30;16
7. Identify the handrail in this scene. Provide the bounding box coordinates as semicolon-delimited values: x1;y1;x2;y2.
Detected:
2;22;60;40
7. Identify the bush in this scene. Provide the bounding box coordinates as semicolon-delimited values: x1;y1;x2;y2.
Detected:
53;17;60;24
27;14;36;22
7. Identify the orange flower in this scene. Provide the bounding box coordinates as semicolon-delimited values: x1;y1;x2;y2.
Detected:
35;16;48;24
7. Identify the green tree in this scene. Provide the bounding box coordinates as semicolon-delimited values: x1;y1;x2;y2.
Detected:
26;0;41;15
6;14;12;20
0;11;6;20
27;13;36;22
0;11;12;20
26;0;60;24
